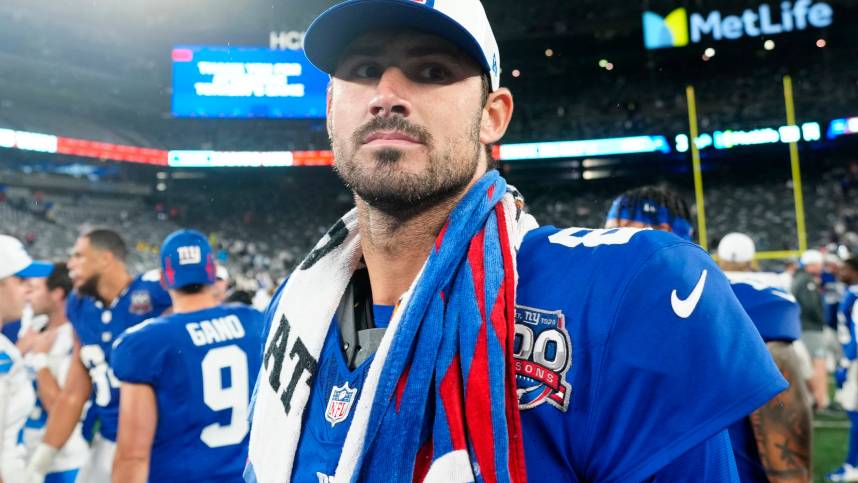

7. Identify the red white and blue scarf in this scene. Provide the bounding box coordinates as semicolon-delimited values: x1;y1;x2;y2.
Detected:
248;171;530;483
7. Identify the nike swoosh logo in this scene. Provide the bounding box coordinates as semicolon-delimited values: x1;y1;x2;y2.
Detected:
671;269;708;319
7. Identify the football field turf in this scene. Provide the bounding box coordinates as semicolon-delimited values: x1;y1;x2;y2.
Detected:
815;409;849;482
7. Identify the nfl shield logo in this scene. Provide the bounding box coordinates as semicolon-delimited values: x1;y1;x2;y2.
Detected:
325;382;357;427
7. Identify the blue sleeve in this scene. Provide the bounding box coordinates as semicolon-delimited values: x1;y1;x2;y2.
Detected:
259;280;287;359
585;244;787;482
147;279;173;315
111;323;165;385
651;430;739;482
248;281;286;428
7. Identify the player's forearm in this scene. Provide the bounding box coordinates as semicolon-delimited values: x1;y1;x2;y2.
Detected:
752;342;813;482
35;369;61;409
111;456;149;483
41;389;87;448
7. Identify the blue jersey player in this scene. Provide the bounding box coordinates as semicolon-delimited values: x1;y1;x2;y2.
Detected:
717;233;812;482
829;256;858;481
112;229;263;482
26;229;171;482
244;2;788;482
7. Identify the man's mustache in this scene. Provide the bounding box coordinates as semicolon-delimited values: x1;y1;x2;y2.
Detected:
351;116;432;146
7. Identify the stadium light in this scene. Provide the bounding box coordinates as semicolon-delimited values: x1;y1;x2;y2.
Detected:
676;122;822;151
816;38;827;47
764;40;776;50
512;69;521;78
499;136;671;161
704;48;716;57
545;49;554;57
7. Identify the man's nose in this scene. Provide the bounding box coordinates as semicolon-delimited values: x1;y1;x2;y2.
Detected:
369;67;413;118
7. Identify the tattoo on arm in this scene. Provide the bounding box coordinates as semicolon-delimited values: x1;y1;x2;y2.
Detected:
750;341;812;482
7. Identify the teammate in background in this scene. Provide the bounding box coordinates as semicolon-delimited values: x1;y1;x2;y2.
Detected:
112;230;263;483
604;185;694;240
0;236;43;482
829;256;858;482
20;263;89;483
245;2;786;481
26;229;171;483
792;249;830;410
717;233;812;482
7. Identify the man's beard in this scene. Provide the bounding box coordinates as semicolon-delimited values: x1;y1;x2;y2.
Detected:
332;114;482;216
76;274;101;300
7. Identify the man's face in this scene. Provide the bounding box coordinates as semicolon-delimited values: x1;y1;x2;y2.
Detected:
67;237;102;295
839;265;858;285
0;276;27;322
25;277;54;316
804;262;823;277
328;31;487;213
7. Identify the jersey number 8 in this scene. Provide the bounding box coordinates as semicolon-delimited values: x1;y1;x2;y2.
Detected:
200;345;249;448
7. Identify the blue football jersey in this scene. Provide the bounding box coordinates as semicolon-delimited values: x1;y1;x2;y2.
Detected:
255;226;786;482
291;321;371;483
839;286;858;361
728;277;801;343
66;271;171;441
112;304;264;482
724;275;801;482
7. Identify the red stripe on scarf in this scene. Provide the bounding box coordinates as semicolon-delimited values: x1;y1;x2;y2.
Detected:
395;363;412;412
468;229;488;322
412;436;434;482
435;222;449;252
465;323;498;483
440;354;467;451
494;204;528;483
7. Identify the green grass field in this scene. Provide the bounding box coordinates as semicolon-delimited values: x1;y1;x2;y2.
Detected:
815;409;849;482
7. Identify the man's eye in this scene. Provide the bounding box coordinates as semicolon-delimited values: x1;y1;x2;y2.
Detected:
352;63;383;79
418;64;450;82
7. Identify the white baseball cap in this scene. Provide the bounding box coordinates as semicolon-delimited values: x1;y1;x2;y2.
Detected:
304;0;502;91
717;233;756;263
0;235;53;280
800;249;823;267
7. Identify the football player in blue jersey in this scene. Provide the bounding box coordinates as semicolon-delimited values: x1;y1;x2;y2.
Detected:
604;185;694;241
111;229;263;483
829;256;858;482
26;229;171;482
245;2;787;482
717;233;812;482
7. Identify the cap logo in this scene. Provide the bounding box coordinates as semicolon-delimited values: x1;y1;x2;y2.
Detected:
177;246;202;265
411;0;434;6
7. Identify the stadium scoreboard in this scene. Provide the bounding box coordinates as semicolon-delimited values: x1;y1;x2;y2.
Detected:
171;46;327;119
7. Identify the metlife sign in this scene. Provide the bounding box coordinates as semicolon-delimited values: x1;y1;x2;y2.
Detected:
643;1;833;49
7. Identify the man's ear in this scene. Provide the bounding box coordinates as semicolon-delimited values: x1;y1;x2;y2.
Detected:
479;87;514;146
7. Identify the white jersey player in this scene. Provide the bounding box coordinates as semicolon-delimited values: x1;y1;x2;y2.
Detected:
20;262;89;482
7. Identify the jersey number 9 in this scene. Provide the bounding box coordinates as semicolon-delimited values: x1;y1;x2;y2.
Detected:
200;345;250;448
